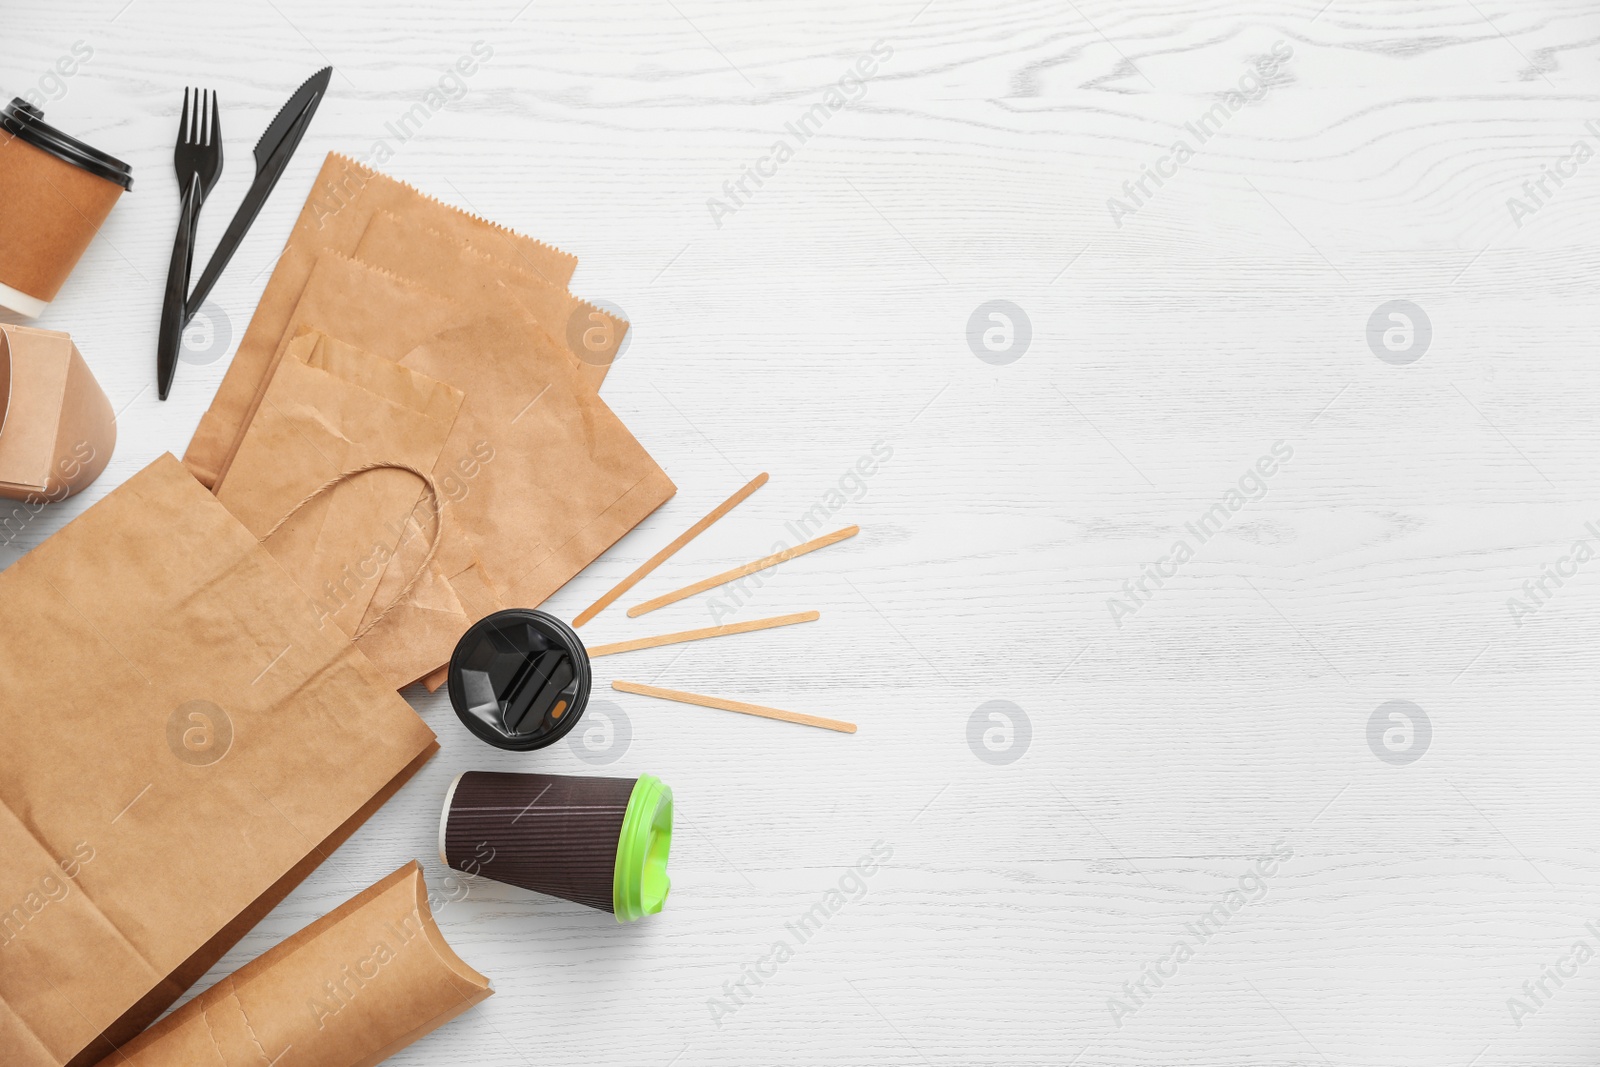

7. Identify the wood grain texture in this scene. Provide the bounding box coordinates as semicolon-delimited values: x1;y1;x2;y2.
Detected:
612;678;858;733
9;0;1600;1064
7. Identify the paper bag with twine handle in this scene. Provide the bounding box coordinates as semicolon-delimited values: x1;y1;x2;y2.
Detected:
0;455;438;1067
203;257;674;691
97;862;491;1066
185;152;578;490
214;330;497;688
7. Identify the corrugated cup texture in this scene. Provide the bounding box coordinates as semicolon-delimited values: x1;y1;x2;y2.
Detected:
444;770;635;912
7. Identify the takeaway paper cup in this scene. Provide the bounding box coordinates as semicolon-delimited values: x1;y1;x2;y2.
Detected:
440;770;673;922
0;98;133;318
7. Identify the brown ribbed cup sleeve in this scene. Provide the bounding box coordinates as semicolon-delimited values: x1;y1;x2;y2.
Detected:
444;771;635;913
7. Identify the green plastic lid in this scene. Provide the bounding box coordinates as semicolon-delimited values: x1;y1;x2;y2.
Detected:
613;774;673;922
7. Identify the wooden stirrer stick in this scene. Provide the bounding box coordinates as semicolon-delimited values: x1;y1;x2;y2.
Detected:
611;681;856;734
627;525;858;618
573;472;769;628
586;611;819;658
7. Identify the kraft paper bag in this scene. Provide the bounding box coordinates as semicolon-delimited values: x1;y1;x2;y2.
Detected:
350;485;504;690
203;256;673;690
401;315;676;688
185;152;577;489
0;324;115;501
210;250;621;491
0;454;439;1067
208;255;462;489
215;330;496;688
207;261;506;681
354;209;623;393
99;862;490;1067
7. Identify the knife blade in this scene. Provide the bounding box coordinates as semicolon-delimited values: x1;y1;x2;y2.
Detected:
184;67;331;321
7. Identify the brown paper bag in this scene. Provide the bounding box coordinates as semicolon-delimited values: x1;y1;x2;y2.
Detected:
0;324;115;501
401;315;676;689
215;331;463;633
185;153;577;489
99;862;490;1066
207;256;674;689
212;248;624;492
215;330;495;688
0;455;438;1066
354;209;624;393
350;491;504;690
208;255;463;489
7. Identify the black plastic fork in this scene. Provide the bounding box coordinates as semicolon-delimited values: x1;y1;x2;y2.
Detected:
157;87;222;401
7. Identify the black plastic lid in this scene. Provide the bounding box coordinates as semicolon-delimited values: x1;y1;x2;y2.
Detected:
1;99;133;190
447;609;591;751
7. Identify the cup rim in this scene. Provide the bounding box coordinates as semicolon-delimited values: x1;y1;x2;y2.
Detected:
2;98;134;190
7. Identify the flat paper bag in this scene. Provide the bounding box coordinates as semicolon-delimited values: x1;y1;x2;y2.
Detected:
209;254;463;488
354;209;623;393
402;316;676;691
0;455;438;1067
100;862;490;1066
186;152;577;489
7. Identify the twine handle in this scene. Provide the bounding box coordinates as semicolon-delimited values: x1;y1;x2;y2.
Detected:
259;461;442;639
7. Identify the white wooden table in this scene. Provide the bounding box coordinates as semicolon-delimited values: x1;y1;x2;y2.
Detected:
9;1;1600;1063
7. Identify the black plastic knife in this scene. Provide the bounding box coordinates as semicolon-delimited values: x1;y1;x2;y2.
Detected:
184;67;330;322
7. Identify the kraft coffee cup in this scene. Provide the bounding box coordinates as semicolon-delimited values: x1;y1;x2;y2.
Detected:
447;608;591;751
439;770;673;923
0;99;133;318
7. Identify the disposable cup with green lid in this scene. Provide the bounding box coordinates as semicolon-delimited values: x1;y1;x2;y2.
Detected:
440;770;673;922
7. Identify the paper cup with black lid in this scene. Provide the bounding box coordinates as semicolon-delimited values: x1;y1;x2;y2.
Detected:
440;770;674;922
0;99;133;318
447;608;592;750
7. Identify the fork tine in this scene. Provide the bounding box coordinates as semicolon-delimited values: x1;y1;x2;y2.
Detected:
179;87;190;142
209;90;219;147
